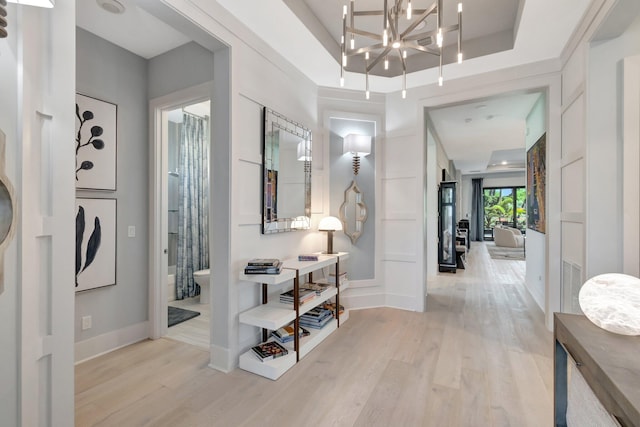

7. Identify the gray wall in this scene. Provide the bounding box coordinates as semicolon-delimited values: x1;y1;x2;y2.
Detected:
75;28;150;340
147;42;214;100
329;118;376;280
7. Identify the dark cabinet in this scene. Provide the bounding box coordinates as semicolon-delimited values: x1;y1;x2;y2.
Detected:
438;181;457;273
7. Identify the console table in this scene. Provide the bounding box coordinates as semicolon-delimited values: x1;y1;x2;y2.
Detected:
554;313;640;427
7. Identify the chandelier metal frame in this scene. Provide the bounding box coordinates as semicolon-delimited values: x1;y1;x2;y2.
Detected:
340;0;463;98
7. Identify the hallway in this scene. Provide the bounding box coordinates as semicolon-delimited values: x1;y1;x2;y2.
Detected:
75;243;552;426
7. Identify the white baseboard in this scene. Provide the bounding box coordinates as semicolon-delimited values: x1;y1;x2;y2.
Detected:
75;321;149;364
341;291;385;310
385;293;420;311
210;342;235;373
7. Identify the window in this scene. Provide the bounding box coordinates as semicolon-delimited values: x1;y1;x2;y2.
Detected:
483;186;526;239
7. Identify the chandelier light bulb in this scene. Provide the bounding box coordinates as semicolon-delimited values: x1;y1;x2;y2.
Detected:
366;90;370;100
438;76;444;86
384;57;389;70
403;50;407;59
437;29;443;47
458;2;462;13
340;76;345;87
365;52;370;60
383;28;388;47
342;53;347;67
343;4;347;17
458;52;463;63
407;1;412;19
402;89;406;99
392;41;401;49
350;36;355;50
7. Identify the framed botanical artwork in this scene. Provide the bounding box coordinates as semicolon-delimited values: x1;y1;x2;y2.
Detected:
75;198;117;292
75;94;117;191
527;133;546;234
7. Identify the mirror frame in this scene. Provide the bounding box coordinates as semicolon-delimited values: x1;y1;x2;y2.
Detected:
261;107;312;234
339;179;368;244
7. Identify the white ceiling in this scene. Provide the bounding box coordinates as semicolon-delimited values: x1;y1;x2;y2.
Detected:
75;0;592;178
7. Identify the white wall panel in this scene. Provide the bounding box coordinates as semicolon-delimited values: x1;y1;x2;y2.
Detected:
384;261;418;300
384;134;417;176
561;160;584;212
561;94;585;159
562;222;584;266
562;44;585;103
383;177;417;219
383;220;417;261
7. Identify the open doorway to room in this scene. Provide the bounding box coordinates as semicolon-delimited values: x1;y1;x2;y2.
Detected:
165;100;211;349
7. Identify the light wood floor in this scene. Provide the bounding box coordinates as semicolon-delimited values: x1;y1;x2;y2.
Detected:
167;297;210;349
75;243;552;426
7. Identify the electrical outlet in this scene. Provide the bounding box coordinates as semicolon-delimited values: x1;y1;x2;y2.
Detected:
128;226;136;238
82;315;92;330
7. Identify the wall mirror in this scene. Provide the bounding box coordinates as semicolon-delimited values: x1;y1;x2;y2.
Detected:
339;180;368;244
0;129;17;295
262;107;312;234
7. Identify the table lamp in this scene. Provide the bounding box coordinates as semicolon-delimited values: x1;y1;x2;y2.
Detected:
318;216;343;254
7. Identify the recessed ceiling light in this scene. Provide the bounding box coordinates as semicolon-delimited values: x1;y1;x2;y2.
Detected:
96;0;125;14
501;161;508;165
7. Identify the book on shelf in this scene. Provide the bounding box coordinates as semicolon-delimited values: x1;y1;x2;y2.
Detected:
322;302;345;317
271;324;310;343
305;281;332;295
247;258;280;267
251;341;288;362
279;287;316;305
301;306;333;319
298;254;319;261
244;261;283;275
299;313;333;329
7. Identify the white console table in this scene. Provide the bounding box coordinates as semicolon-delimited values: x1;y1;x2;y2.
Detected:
238;252;349;380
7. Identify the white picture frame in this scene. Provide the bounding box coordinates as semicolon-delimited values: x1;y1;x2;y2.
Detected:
75;94;117;191
75;198;117;292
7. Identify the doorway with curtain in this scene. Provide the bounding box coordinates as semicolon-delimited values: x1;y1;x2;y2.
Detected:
166;100;211;348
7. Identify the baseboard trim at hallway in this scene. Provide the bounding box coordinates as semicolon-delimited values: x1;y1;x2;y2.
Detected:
75;321;149;364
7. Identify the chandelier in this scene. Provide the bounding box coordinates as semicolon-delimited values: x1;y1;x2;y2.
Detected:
340;0;463;98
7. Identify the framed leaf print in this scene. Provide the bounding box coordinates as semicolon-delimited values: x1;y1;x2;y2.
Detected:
75;94;117;191
75;198;116;292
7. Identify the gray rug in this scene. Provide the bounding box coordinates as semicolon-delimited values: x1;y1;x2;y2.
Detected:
486;242;525;261
168;306;200;327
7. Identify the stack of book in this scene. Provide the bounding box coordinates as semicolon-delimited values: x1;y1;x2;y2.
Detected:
298;254;319;261
305;281;331;295
271;324;310;344
251;341;288;362
322;302;345;318
279;287;316;305
244;258;282;275
299;306;333;329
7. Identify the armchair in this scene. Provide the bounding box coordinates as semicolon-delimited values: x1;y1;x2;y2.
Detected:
493;226;525;248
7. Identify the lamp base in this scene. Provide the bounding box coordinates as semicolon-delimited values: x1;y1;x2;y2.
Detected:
325;230;336;254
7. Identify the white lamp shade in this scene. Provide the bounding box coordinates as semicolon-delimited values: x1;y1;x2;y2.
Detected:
318;216;343;231
343;134;371;156
6;0;54;7
297;140;311;161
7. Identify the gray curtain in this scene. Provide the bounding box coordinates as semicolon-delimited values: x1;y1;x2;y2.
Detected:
176;113;210;299
470;178;484;241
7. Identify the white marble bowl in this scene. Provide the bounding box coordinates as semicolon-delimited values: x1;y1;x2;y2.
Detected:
579;273;640;336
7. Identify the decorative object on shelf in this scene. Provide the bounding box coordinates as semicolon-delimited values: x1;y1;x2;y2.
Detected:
340;134;370;244
75;198;116;292
298;254;319;261
0;129;17;295
251;341;288;362
319;216;343;254
578;273;640;336
75;94;117;191
526;133;546;233
262;107;312;234
339;0;463;97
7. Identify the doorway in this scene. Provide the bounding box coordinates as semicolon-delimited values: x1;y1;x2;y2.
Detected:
165;100;211;348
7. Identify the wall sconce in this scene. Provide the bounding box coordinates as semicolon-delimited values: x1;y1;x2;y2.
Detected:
318;216;343;254
343;134;371;175
6;0;55;7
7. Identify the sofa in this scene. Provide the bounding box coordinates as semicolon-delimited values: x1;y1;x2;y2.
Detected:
493;225;525;248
